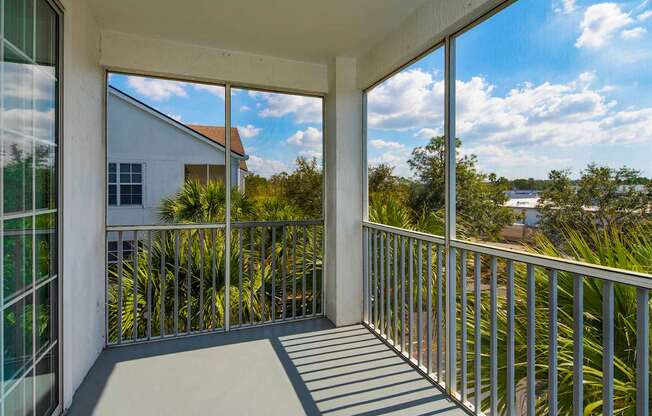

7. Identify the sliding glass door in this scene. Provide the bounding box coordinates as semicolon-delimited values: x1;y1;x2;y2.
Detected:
1;0;60;414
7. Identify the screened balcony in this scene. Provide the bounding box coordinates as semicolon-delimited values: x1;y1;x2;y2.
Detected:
2;0;651;415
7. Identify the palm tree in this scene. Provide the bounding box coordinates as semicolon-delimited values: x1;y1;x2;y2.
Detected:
107;180;323;342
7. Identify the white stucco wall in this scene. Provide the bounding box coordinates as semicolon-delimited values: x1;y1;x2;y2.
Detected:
324;57;363;326
357;0;501;89
107;90;236;226
61;0;105;409
100;31;329;95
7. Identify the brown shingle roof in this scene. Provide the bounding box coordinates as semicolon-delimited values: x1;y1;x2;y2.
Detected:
187;125;248;171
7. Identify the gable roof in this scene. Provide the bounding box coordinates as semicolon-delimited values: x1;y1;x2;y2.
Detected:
187;125;247;167
188;125;248;172
109;86;248;171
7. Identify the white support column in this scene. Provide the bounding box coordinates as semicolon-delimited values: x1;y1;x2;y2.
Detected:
324;57;364;326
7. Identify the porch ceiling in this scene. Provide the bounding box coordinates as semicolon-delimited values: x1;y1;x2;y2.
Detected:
88;0;428;64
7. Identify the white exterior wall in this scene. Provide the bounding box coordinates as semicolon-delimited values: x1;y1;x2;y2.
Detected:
107;91;237;225
61;0;105;409
324;57;363;326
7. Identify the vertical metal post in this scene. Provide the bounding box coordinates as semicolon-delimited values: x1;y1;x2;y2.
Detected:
444;34;458;395
160;230;166;336
186;229;192;333
386;231;391;337
437;244;443;380
174;230;180;335
373;229;378;328
147;231;153;339
262;227;267;320
637;288;649;416
224;83;232;331
506;260;515;416
238;228;243;325
211;229;216;330
302;226;307;317
133;230;139;341
117;231;123;344
417;240;423;365
292;226;297;319
573;274;584;416
363;227;369;323
251;226;255;324
549;270;558;415
393;234;399;343
380;233;385;335
281;226;287;320
272;227;277;321
312;224;317;316
490;256;498;416
526;264;535;416
474;252;481;413
199;229;205;331
401;237;406;352
408;238;414;359
602;280;614;416
460;249;467;402
427;243;433;374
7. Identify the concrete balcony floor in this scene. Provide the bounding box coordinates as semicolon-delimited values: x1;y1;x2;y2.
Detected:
68;318;465;416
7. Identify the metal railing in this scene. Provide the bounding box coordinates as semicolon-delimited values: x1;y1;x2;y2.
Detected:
105;220;324;346
363;221;651;416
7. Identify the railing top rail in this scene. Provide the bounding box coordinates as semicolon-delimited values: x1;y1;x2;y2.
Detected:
106;219;324;232
231;219;323;228
452;238;652;289
107;223;227;232
362;221;445;245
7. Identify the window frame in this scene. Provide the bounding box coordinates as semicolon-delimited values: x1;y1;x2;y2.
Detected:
107;162;145;207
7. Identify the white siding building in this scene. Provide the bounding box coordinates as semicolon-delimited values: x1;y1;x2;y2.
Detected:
107;86;248;226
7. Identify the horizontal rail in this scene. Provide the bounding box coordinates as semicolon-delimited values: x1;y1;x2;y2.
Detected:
363;221;445;245
451;238;652;289
107;223;227;232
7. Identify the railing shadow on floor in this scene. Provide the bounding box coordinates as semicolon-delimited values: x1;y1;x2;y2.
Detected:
68;318;465;416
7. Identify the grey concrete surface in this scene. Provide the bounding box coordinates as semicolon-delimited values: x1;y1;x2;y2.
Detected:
67;319;466;415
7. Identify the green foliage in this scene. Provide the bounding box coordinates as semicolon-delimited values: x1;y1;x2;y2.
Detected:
270;157;322;219
368;136;514;240
458;222;652;415
538;164;652;246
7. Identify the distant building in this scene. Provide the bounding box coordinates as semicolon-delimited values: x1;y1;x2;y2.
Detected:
504;190;541;227
107;86;248;227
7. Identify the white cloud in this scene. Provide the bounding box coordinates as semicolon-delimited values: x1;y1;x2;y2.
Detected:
240;105;251;111
367;68;444;131
368;149;412;177
462;144;572;176
299;150;323;159
576;3;633;48
247;155;288;178
415;127;443;139
250;91;322;123
621;26;647;39
638;10;652;20
237;124;262;138
193;83;225;99
126;76;188;101
286;127;322;148
369;139;405;150
452;73;652;148
554;0;576;14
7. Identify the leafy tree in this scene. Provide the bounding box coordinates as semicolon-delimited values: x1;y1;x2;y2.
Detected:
271;157;322;219
368;163;411;205
408;136;515;240
538;164;652;245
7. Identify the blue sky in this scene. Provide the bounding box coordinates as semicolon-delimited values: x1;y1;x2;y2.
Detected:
109;0;652;181
367;0;652;180
108;75;322;178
